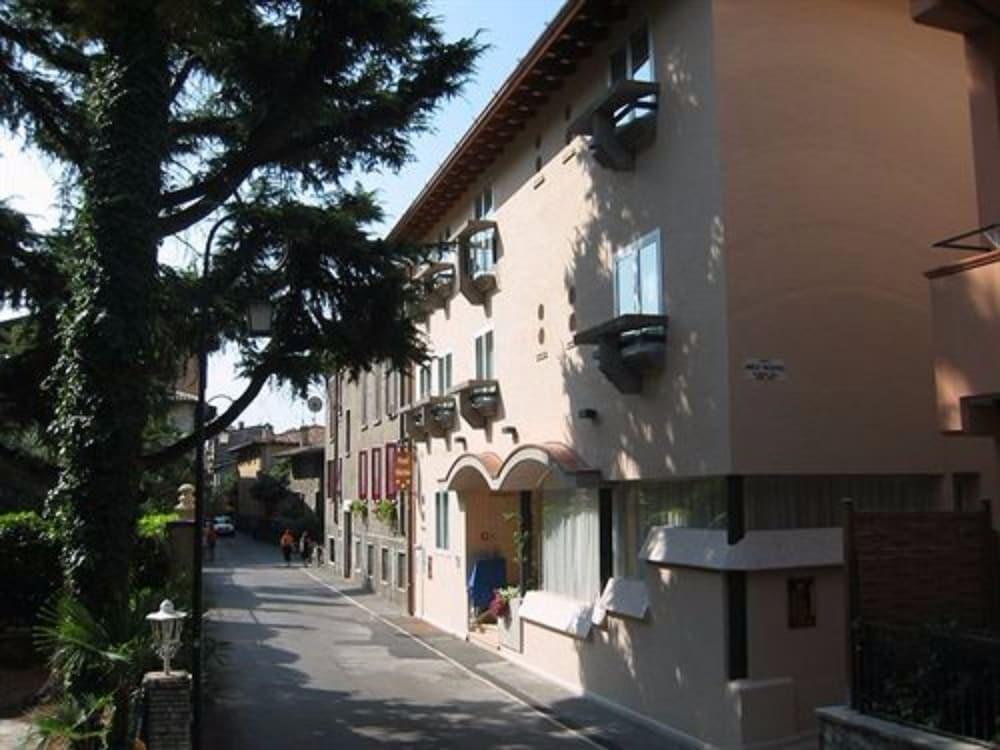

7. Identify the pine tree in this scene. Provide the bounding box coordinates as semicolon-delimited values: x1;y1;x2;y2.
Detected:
0;0;477;674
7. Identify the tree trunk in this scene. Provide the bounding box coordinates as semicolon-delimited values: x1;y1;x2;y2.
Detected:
46;1;168;718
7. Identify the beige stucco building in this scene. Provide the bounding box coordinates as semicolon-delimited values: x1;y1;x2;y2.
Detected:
377;1;998;747
324;367;413;610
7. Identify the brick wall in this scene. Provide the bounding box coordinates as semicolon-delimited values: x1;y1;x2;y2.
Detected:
851;509;996;627
143;671;191;750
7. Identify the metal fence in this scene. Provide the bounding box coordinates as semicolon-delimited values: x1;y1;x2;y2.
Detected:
853;620;1000;743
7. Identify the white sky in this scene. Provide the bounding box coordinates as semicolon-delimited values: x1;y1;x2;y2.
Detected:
0;1;562;430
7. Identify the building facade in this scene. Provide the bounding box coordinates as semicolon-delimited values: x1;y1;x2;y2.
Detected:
324;367;413;610
388;1;997;747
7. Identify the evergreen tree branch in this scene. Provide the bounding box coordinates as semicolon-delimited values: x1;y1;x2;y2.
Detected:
140;363;273;470
0;17;90;75
0;58;86;165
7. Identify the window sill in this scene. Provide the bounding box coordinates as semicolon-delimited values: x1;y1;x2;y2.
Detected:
519;590;594;640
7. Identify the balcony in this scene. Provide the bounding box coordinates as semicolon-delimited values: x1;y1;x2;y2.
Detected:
456;218;499;304
413;261;456;316
566;79;659;171
573;313;669;394
402;395;458;440
450;379;502;428
926;251;1000;434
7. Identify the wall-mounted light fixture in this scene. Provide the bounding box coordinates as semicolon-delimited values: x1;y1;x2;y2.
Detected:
454;436;468;450
577;408;598;420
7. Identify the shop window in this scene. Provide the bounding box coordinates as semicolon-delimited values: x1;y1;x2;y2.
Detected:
541;489;600;601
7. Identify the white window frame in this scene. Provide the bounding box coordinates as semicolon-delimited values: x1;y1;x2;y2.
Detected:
436;352;453;396
435;490;450;551
613;228;663;317
609;21;655;85
418;362;432;400
474;328;495;380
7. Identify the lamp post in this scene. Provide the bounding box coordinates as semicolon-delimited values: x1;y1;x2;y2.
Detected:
146;599;188;675
191;217;274;750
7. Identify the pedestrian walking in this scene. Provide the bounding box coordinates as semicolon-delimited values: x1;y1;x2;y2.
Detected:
205;524;218;562
280;528;295;567
300;531;314;567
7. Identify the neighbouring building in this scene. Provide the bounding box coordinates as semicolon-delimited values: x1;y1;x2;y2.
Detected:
324;368;413;610
228;425;323;535
918;1;1000;514
275;425;327;536
386;1;996;747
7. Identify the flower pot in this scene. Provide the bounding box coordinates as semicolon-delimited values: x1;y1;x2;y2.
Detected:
498;596;522;652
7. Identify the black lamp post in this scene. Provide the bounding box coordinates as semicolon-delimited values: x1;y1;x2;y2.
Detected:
191;219;273;750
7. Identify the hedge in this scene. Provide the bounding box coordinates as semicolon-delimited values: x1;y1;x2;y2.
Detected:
0;511;61;628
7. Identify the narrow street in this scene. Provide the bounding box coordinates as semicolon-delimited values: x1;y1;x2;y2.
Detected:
202;536;666;749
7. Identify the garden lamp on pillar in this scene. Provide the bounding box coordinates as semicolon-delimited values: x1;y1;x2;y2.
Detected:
147;600;188;675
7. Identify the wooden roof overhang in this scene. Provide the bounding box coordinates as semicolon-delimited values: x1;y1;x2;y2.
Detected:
388;0;628;243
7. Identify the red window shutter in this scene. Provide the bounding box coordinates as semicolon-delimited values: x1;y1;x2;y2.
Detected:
372;447;382;500
359;450;367;499
327;460;336;499
336;457;342;500
386;442;397;496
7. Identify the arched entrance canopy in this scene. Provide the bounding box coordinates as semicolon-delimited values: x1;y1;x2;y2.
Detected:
440;442;600;492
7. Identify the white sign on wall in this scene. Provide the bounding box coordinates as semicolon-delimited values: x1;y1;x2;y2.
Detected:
743;358;787;382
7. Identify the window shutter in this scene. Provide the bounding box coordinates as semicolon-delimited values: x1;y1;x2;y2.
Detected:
359;450;367;499
372;447;382;500
327;460;336;500
386;443;397;496
336;457;342;500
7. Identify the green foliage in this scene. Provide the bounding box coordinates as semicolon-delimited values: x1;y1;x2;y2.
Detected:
251;459;292;508
133;512;178;592
374;498;397;525
136;512;178;539
0;511;61;628
349;499;368;518
28;692;114;750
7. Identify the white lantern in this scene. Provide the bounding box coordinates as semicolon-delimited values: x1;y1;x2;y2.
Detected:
146;599;188;674
247;300;274;337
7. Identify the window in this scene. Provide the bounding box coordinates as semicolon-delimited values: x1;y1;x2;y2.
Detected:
474;186;493;219
336;458;342;501
475;330;494;380
396;551;407;590
380;547;390;584
366;543;374;579
354;538;362;572
358;450;368;499
542;489;601;601
374;365;383;421
400;370;411;408
470;185;496;278
419;363;432;400
360;372;369;425
610;22;653;84
788;577;816;628
953;473;981;511
344;410;351;454
371;447;382;500
329;536;336;564
386;369;398;416
386;443;397;497
435;491;450;550
326;460;336;501
436;353;452;395
614;230;662;316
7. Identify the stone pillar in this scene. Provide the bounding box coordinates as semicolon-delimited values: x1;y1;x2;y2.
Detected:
142;671;191;750
166;520;195;577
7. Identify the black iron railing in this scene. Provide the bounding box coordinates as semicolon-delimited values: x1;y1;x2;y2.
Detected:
853;621;1000;743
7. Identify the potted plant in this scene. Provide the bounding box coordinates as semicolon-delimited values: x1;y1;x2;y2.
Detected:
490;586;522;651
373;498;396;525
349;499;368;519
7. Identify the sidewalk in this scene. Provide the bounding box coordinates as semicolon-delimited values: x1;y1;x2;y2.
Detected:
301;556;675;750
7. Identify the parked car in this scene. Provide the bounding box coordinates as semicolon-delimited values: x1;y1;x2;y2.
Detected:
212;515;235;536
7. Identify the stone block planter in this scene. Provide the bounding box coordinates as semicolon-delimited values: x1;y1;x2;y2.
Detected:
498;597;522;652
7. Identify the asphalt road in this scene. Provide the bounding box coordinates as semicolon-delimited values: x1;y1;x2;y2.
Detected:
202;536;603;749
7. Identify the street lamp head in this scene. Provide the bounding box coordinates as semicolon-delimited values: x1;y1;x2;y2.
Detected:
146;599;188;674
247;300;274;337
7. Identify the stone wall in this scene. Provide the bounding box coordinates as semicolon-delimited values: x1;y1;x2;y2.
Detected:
817;707;983;750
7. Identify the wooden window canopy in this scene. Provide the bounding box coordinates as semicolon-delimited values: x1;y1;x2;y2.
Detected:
567;79;659;171
574;313;669;393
